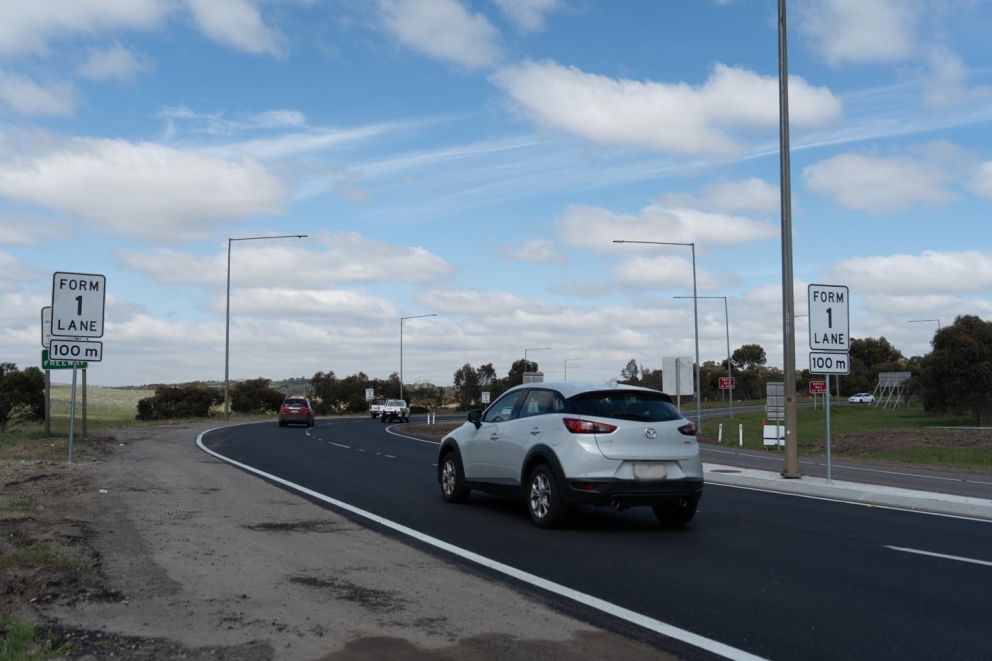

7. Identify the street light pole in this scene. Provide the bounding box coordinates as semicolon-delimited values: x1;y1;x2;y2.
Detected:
614;240;701;434
400;313;438;401
908;318;941;331
523;347;551;375
675;295;733;419
777;0;801;478
225;234;307;420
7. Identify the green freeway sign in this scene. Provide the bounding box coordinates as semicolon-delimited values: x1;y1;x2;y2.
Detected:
42;349;87;370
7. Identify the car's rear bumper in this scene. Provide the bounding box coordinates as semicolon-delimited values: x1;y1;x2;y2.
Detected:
563;477;703;508
280;415;312;425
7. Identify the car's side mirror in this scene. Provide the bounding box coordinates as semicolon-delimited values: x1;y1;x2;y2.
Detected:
467;409;482;429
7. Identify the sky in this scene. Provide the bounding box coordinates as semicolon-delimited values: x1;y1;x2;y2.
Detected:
1;0;991;388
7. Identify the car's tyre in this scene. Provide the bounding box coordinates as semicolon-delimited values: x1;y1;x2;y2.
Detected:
527;464;569;528
652;500;697;527
440;452;469;503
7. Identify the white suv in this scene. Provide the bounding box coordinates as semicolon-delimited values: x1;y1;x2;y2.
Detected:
436;382;703;528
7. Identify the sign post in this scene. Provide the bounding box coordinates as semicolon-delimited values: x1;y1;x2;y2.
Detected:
808;284;850;483
51;272;106;464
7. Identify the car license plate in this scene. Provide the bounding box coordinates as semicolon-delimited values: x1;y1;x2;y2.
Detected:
633;463;667;480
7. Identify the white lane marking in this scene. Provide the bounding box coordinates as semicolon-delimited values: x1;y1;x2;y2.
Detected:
195;428;764;661
704;448;992;486
383;425;441;445
885;546;992;567
330;442;351;449
711;483;992;524
357;448;366;453
384;455;396;459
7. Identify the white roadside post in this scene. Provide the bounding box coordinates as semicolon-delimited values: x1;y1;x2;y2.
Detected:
51;272;106;464
808;284;850;483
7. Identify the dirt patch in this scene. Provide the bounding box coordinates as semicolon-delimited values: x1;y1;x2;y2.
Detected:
402;422;461;442
288;576;406;614
243;520;347;533
819;428;992;456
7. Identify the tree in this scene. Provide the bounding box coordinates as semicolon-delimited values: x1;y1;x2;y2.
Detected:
0;363;45;435
231;378;284;413
846;336;905;395
731;344;767;370
452;363;480;410
136;383;219;420
920;315;992;425
619;359;640;385
505;358;539;388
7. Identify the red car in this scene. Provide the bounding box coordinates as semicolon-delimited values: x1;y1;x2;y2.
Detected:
278;397;315;428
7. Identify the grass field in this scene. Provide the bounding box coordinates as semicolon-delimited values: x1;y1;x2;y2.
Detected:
699;404;991;471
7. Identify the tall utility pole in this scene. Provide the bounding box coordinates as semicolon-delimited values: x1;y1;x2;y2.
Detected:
778;0;801;478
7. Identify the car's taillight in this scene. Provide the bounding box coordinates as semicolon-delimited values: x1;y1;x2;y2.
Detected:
563;418;617;434
279;406;289;414
678;422;696;436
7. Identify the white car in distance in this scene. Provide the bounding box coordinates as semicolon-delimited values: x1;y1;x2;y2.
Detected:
848;392;875;404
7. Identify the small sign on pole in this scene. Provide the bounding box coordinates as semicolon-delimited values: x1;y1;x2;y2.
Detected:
365;388;375;401
719;376;736;390
808;381;827;394
481;391;491;404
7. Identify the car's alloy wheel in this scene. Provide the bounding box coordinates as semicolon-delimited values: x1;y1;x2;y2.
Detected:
527;464;568;528
440;453;469;503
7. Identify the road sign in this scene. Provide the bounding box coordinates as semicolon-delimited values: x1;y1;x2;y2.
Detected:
809;380;827;394
41;306;52;348
42;349;87;370
52;272;106;338
765;381;785;418
481;391;491;404
808;284;849;351
809;351;850;375
718;376;736;390
49;339;103;362
365;388;374;401
662;356;695;396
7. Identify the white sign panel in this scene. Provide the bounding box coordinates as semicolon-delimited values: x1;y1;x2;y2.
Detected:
808;284;849;351
52;272;106;338
662;356;695;396
49;339;103;362
41;306;52;348
365;388;375;401
481;391;491;404
809;351;850;375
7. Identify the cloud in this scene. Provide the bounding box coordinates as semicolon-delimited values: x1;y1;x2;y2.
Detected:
798;0;918;66
699;177;780;213
613;255;721;291
0;136;287;240
923;46;992;109
0;251;40;286
491;60;840;154
971;162;992;200
0;217;68;245
186;0;285;56
0;71;74;116
117;232;454;287
500;239;565;263
0;0;169;57
378;0;502;70
78;42;151;82
832;250;992;295
556;202;777;252
491;0;562;32
803;150;957;213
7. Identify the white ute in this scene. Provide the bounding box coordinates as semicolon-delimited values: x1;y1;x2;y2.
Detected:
379;399;411;423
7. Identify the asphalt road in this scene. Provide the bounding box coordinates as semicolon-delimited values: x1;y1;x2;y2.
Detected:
201;418;992;661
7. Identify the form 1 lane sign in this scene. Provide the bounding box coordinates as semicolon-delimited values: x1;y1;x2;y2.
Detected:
808;283;849;352
52;272;106;338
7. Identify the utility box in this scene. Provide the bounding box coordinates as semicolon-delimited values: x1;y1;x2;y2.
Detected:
522;371;544;383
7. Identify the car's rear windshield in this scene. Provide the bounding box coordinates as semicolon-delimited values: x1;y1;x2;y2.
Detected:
284;399;307;407
386;400;405;406
569;390;681;422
